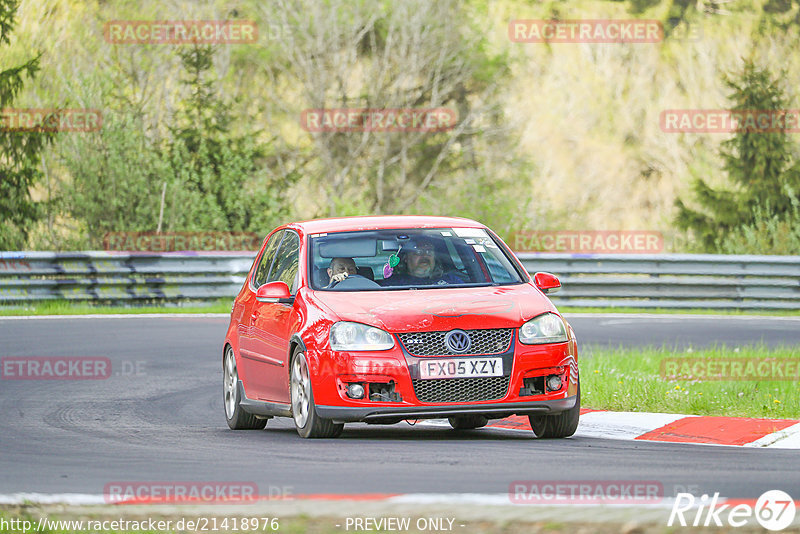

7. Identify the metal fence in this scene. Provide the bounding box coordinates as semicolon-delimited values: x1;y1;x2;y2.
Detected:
0;251;798;310
0;252;254;303
517;253;800;310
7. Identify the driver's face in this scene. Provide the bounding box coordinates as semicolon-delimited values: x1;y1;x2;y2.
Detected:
328;259;357;277
406;245;435;278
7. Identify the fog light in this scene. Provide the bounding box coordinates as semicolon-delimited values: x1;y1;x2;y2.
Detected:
546;374;562;392
346;383;365;399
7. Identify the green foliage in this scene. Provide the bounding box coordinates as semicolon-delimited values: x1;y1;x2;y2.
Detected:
0;0;52;249
164;46;293;234
55;111;169;248
53;45;294;248
714;195;800;254
675;59;800;251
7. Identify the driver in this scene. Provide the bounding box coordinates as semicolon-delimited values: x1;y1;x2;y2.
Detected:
327;257;357;286
382;237;462;286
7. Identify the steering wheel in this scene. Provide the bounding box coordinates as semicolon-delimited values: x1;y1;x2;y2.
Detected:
327;274;374;289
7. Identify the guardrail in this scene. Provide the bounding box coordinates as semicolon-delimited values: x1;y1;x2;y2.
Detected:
0;251;798;310
0;252;255;303
517;253;800;310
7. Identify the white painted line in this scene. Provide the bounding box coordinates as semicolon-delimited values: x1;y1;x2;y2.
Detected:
0;493;106;505
2;313;797;321
0;313;229;320
574;411;693;441
563;313;800;321
747;422;800;449
0;492;723;510
390;493;693;509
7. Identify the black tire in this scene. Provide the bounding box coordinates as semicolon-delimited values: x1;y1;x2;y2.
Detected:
290;349;343;439
448;415;489;430
223;346;267;430
528;383;580;438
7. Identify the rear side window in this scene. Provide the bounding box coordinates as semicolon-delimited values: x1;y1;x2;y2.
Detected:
252;230;284;288
270;231;301;293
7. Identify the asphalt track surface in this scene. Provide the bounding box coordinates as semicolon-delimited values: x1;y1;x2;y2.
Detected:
0;314;798;499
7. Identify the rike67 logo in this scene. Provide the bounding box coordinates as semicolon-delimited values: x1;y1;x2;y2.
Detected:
669;490;796;531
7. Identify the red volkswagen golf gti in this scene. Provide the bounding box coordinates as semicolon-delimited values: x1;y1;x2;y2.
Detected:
222;216;579;438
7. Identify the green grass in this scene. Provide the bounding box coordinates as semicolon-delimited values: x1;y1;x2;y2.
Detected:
559;306;800;316
0;299;232;316
581;345;800;419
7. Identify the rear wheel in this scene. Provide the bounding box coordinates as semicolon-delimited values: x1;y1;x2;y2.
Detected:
529;383;580;438
291;349;343;438
223;346;267;430
448;415;489;430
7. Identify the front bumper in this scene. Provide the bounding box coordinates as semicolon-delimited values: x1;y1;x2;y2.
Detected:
316;395;577;423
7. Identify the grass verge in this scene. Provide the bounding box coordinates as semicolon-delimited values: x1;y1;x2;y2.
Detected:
0;299;231;316
559;306;800;316
581;344;800;419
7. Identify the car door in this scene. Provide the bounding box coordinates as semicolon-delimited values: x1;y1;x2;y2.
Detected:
238;230;284;400
248;230;301;402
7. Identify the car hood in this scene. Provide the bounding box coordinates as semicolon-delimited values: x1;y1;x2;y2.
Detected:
312;284;557;332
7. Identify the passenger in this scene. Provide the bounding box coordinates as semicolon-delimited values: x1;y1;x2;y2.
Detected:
383;237;462;286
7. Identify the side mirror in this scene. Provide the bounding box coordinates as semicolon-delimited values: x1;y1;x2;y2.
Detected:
533;272;561;294
256;281;294;304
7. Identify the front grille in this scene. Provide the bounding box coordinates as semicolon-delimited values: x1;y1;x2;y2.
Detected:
412;376;510;403
398;329;513;356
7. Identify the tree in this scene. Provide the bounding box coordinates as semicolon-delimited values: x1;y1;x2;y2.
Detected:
0;0;53;249
675;59;800;250
164;45;293;233
264;0;516;221
54;44;294;247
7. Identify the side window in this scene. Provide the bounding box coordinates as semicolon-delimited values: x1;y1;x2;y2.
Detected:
270;231;301;293
485;256;514;283
252;231;284;288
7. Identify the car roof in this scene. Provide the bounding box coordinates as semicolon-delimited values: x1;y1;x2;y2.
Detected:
288;215;485;234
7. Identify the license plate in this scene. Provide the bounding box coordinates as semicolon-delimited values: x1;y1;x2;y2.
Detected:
419;357;502;379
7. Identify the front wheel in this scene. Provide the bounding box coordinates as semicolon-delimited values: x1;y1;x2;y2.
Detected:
448;415;488;430
223;346;267;430
290;350;343;438
528;383;580;438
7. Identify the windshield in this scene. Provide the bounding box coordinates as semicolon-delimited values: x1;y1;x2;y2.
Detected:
309;227;524;291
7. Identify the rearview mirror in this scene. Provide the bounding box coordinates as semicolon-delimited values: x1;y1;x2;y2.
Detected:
533;272;561;294
256;281;294;304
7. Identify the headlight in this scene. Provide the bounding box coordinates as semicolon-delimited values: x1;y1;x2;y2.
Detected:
519;313;568;344
330;321;395;351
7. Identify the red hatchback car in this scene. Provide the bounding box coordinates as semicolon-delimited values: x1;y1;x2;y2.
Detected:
222;216;579;438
